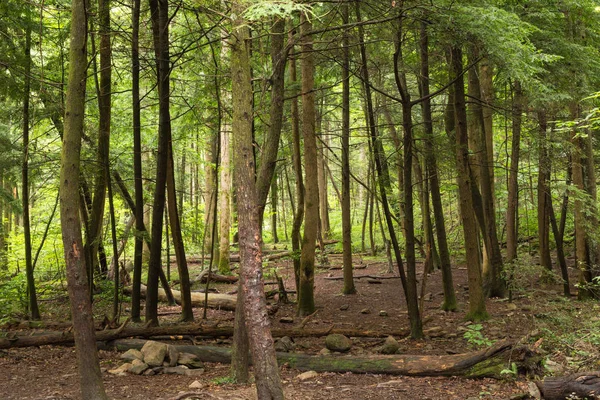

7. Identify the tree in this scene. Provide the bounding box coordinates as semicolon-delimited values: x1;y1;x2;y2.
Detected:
230;6;284;398
59;0;109;396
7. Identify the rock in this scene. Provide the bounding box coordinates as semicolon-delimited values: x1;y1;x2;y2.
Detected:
424;326;445;338
424;292;433;301
325;334;352;353
274;336;295;353
177;353;204;369
120;349;144;362
189;380;203;389
143;369;155;376
279;316;294;324
339;304;349;311
166;345;179;367
108;363;131;376
379;336;400;354
544;359;564;375
297;371;318;381
360;308;371;314
507;303;518;311
163;366;204;376
379;310;388;317
128;359;149;375
319;348;331;355
141;341;168;367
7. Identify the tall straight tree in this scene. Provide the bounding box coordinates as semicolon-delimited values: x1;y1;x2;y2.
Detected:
145;0;170;326
340;1;355;295
59;0;109;395
22;12;40;321
130;0;143;322
230;7;284;398
450;46;487;321
506;81;523;262
298;12;318;317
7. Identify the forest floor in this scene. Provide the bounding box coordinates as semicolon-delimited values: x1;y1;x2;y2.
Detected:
2;250;600;399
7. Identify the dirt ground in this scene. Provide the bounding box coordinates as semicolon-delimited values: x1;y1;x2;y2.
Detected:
0;252;588;400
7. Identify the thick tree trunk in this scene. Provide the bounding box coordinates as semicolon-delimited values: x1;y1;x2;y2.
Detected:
298;13;318;317
341;1;355;295
59;0;109;396
22;16;40;321
506;81;523;262
231;12;284;398
450;46;488;321
418;22;456;311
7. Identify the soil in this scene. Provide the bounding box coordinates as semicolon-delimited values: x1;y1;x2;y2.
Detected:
0;251;590;399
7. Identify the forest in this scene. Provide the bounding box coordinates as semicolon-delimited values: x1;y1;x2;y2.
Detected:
1;0;600;399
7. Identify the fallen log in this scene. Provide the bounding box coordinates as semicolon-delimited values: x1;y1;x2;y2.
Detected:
124;284;236;311
536;372;600;400
107;339;543;379
0;324;415;349
324;274;401;281
193;270;239;284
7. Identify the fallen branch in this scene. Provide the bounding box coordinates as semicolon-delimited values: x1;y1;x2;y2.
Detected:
324;274;401;281
123;284;236;311
536;372;600;400
107;339;543;379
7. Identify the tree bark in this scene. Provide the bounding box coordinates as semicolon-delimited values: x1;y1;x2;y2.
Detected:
298;12;318;317
506;81;523;262
217;129;231;274
450;46;488;321
341;1;355;295
59;0;109;395
537;372;600;400
22;14;40;321
231;11;284;398
537;111;552;271
418;21;456;311
126;284;236;310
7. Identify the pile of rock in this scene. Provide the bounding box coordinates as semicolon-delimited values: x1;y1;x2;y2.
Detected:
108;340;204;377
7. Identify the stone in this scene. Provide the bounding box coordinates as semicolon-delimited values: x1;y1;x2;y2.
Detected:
143;369;155;376
296;371;318;381
189;380;203;389
177;353;204;369
379;310;388;317
339;304;349;311
166;345;179;367
128;359;149;375
325;334;352;353
360;308;371;314
507;303;518;311
319;348;331;355
424;292;433;301
108;363;131;376
120;349;144;362
141;340;168;367
163;366;190;375
424;326;445;338
279;316;294;323
379;336;400;355
274;336;295;353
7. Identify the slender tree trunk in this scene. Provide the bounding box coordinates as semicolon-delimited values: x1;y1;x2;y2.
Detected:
341;0;355;295
231;12;284;398
60;0;109;395
289;37;304;293
298;12;318;317
130;0;143;322
145;0;170;326
107;167;120;320
537;111;552;271
22;16;40;321
256;17;286;227
218;129;232;273
506;81;523;262
230;286;249;383
418;21;456;311
450;46;488;321
271;170;279;243
317;126;330;238
166;139;194;322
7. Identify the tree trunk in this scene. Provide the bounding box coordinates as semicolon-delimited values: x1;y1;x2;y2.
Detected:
145;0;170;326
298;12;318;317
418;21;456;311
506;81;523;262
230;285;250;383
270;170;279;243
59;0;109;395
166;138;194;322
217;128;231;274
450;46;488;321
317;122;330;238
22;15;40;321
537;111;552;271
537;372;600;400
341;1;355;295
231;11;284;398
289;33;304;294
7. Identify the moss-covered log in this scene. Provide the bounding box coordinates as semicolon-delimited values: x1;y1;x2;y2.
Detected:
536;372;600;400
107;339;543;379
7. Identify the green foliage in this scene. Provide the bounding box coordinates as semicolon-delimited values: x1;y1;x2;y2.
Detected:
211;375;236;385
0;271;27;325
463;324;493;348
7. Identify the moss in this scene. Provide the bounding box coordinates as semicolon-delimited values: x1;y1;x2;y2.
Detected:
465;310;490;322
